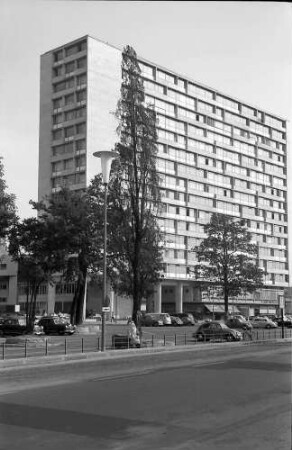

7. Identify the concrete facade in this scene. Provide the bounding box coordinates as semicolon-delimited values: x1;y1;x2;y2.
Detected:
36;35;290;318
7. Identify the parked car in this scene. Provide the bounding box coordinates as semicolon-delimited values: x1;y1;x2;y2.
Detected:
272;315;292;328
170;315;184;326
140;313;172;327
249;316;277;329
172;313;196;326
225;316;252;330
193;321;242;342
0;315;44;336
38;316;76;335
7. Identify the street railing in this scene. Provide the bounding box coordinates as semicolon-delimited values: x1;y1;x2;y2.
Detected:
0;328;291;361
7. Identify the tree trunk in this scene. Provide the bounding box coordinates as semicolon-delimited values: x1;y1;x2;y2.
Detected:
224;272;229;319
70;267;87;326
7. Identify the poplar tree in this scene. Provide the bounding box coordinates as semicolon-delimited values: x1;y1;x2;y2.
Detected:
108;45;163;323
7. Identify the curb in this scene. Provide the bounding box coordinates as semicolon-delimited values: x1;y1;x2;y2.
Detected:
0;338;291;371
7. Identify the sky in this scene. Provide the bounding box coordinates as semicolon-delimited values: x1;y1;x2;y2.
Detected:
0;0;292;219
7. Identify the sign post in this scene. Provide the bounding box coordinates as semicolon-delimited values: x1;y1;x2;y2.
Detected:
278;295;285;339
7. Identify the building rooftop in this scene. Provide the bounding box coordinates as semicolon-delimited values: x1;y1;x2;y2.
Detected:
42;34;287;121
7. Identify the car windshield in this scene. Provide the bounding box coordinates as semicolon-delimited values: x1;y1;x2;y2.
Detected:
53;318;65;324
220;323;229;329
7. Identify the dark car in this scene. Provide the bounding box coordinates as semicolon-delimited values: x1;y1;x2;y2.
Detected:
139;313;164;327
193;321;242;342
173;313;196;326
273;316;292;328
38;316;75;335
0;316;43;336
225;316;252;330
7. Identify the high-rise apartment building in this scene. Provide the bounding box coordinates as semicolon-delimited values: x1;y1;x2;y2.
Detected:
38;35;290;318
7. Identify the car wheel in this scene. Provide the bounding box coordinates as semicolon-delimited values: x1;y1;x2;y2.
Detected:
0;330;4;337
153;322;159;327
225;334;233;342
266;324;272;329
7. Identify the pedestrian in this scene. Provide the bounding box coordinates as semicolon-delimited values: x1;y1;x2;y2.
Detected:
127;319;140;348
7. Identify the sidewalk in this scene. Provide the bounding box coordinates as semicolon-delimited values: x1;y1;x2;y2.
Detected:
0;337;291;371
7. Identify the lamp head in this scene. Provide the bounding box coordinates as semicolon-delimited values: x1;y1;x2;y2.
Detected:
93;150;119;184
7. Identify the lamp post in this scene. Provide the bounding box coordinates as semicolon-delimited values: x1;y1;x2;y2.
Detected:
93;150;118;351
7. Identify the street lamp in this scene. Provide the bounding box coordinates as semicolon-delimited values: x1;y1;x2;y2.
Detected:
93;150;119;351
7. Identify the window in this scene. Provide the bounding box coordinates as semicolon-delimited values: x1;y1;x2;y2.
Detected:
64;107;86;122
76;123;86;135
197;101;213;114
241;105;256;117
65;61;75;74
76;139;86;151
54;78;74;93
53;98;63;110
225;112;247;127
54;50;63;62
65;40;86;57
265;115;284;129
77;74;86;86
77;57;87;69
64;110;75;122
140;63;154;79
0;264;7;270
52;129;62;140
144;80;164;95
53;66;63;77
188;139;213;154
56;282;76;294
65;93;75;106
64;126;75;138
76;90;86;102
188;84;213;100
217;96;238;110
188;181;205;192
53;113;63;125
52;142;74;156
75;155;86;169
188;125;204;138
157;70;175;85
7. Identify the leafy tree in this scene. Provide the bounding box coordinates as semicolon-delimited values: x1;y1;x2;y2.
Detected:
31;188;102;325
8;217;64;330
194;213;264;316
104;45;163;323
0;157;17;240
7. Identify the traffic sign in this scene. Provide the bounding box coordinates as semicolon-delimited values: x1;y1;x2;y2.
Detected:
278;295;284;309
102;307;110;313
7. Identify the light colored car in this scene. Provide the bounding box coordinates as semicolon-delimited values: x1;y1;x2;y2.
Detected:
249;316;277;329
156;313;172;326
170;315;184;326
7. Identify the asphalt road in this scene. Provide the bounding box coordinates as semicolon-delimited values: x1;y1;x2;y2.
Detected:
0;342;291;450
